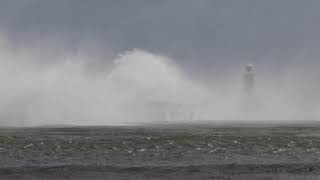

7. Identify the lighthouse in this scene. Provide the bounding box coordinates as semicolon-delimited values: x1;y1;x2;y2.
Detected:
243;64;255;96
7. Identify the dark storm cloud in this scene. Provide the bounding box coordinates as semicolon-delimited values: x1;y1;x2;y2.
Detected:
0;0;320;72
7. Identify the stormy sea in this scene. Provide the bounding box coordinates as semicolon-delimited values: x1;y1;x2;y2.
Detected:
1;123;320;180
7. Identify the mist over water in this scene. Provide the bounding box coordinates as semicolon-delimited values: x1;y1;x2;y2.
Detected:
0;36;318;126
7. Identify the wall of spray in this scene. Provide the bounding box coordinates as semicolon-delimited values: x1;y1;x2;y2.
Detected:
0;34;318;126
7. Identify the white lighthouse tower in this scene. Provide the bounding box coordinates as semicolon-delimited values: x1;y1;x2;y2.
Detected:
243;64;255;96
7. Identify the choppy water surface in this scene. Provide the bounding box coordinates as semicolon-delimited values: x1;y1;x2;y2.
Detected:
1;125;320;179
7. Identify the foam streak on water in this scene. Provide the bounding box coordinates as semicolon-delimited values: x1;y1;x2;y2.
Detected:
0;126;320;179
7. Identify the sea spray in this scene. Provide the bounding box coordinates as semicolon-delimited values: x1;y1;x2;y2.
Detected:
0;46;317;126
0;49;207;126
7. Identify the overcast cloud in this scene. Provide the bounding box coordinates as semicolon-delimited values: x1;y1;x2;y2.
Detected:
0;0;319;75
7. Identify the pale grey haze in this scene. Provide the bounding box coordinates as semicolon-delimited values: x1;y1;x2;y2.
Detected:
0;0;318;125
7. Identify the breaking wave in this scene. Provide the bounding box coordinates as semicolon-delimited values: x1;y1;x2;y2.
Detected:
0;40;317;126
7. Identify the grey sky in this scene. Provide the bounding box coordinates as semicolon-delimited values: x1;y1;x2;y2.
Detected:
0;0;319;74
